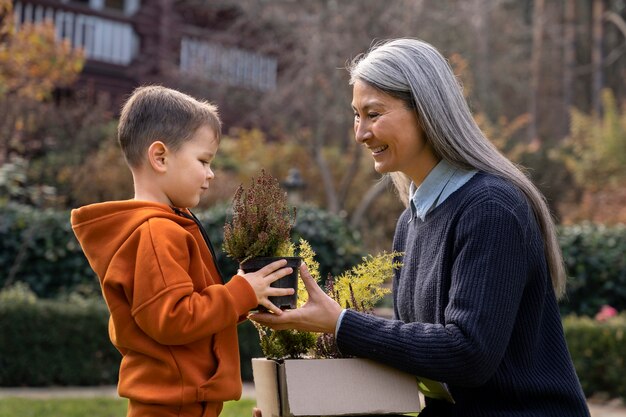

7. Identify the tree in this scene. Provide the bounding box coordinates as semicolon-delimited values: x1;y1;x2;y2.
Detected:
591;0;605;117
0;0;84;164
562;0;576;138
528;0;545;144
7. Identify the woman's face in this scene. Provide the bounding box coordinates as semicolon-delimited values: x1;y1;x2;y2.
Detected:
351;80;438;185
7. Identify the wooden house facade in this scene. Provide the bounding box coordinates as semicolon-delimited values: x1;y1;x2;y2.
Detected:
12;0;277;105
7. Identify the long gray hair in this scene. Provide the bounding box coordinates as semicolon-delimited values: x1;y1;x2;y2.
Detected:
349;38;566;298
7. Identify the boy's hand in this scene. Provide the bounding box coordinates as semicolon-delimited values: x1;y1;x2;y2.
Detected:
239;259;295;315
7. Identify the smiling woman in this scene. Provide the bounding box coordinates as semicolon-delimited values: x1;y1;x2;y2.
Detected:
251;38;591;417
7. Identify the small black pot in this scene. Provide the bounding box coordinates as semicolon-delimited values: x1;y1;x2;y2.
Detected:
240;256;301;310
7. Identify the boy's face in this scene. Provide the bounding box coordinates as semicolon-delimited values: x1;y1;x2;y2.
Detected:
161;125;218;209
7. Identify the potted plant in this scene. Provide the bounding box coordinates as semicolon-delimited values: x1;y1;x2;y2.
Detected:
254;250;400;359
251;250;454;416
223;170;300;310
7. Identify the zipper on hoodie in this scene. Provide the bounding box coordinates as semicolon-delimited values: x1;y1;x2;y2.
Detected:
170;207;227;282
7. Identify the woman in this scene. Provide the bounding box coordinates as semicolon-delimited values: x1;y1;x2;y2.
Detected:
252;38;590;416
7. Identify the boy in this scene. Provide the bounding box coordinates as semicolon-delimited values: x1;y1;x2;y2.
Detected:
71;85;293;417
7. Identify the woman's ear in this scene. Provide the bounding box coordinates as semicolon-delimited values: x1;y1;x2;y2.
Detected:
147;141;168;173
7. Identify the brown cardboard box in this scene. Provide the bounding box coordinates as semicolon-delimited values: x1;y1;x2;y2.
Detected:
252;358;423;417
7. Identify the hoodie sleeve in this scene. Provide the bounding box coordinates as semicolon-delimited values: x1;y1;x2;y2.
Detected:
125;218;257;346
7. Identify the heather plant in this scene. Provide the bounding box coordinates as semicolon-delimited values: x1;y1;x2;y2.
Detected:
223;170;296;264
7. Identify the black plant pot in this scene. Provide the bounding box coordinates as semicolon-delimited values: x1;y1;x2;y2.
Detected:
240;256;300;311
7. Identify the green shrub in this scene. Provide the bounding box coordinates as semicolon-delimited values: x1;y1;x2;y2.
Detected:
563;314;626;400
0;284;119;386
0;202;97;297
0;284;263;385
559;223;626;316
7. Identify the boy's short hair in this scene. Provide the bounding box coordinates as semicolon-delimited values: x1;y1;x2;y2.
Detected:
118;85;222;168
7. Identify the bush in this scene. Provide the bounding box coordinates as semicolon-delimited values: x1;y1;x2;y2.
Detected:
563;314;626;400
559;223;626;316
0;203;97;297
0;284;119;386
0;284;263;385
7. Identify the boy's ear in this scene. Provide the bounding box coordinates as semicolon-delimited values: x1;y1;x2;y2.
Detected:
147;141;169;173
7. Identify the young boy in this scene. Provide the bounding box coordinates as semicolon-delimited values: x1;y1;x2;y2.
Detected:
71;85;293;417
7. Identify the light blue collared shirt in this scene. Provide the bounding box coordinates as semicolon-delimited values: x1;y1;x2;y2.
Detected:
334;160;477;338
409;159;477;222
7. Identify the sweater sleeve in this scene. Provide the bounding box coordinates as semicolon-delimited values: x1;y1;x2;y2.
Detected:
337;200;530;387
129;219;257;346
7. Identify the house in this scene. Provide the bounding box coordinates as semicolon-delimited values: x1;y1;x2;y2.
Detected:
12;0;277;106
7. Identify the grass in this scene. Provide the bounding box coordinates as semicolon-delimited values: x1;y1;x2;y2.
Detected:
0;397;256;417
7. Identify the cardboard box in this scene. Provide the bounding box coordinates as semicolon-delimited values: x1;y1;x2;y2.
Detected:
252;357;423;417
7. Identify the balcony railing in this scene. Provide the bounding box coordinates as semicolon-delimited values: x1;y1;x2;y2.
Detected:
180;37;277;92
13;1;139;66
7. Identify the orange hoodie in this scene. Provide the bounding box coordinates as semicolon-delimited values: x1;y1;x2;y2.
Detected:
71;200;257;410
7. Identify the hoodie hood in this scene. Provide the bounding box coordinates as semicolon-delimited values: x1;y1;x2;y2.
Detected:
71;200;194;278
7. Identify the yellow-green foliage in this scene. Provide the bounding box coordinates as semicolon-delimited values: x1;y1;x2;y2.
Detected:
333;252;401;310
563;313;626;400
296;238;320;307
253;246;401;360
253;321;317;360
560;89;626;188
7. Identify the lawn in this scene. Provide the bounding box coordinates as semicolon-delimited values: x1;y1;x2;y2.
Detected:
0;397;256;417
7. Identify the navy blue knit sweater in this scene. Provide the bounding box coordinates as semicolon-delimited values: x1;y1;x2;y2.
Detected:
337;173;590;416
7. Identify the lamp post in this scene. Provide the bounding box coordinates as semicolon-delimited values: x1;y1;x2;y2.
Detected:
282;168;306;206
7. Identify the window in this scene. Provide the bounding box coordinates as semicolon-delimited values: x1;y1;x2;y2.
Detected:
64;0;140;15
104;0;124;11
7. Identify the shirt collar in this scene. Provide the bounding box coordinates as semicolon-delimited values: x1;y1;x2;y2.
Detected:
409;159;459;221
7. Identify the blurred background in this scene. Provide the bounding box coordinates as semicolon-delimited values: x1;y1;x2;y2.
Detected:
0;0;625;404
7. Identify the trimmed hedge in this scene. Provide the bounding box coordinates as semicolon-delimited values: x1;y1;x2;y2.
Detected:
0;284;263;385
563;314;626;400
2;287;625;401
0;203;97;297
0;284;119;386
558;223;626;316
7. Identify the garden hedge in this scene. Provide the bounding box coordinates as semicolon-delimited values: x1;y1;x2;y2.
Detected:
2;286;625;401
0;284;119;386
563;314;626;400
558;223;626;316
0;203;95;297
1;203;625;396
0;284;263;385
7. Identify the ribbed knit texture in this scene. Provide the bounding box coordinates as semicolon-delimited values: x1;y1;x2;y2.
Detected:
337;173;590;417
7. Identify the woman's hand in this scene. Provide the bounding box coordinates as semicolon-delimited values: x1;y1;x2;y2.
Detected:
249;263;343;334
